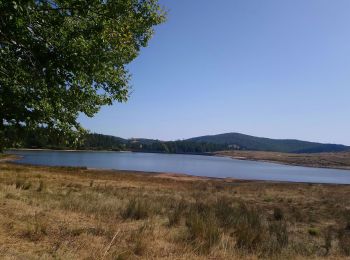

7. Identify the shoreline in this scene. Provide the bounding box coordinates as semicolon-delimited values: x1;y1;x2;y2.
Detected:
216;154;350;171
3;159;350;185
0;154;21;162
6;148;350;171
6;148;130;153
86;168;350;185
6;148;213;156
214;150;350;171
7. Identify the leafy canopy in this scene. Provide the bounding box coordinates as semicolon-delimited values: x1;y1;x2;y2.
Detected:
0;0;165;148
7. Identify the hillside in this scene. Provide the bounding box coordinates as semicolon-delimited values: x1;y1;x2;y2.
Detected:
83;132;349;153
5;128;349;154
187;132;350;153
83;133;127;150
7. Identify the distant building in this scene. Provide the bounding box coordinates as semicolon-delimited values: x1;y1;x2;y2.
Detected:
228;144;240;150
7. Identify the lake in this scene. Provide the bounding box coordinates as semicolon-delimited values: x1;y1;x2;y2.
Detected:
7;150;350;184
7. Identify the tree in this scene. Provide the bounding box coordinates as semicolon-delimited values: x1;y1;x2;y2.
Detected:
0;0;165;151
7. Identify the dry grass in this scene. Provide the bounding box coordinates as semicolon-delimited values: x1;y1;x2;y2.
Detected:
1;162;350;259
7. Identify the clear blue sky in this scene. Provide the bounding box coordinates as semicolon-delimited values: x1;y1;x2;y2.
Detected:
80;0;350;145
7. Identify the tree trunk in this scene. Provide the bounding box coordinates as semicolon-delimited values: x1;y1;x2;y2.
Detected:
0;118;4;153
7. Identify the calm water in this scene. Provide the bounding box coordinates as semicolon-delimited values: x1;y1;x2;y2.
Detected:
7;150;350;184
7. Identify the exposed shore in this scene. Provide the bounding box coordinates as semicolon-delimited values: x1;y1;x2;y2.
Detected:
215;150;350;170
6;148;350;171
0;154;20;162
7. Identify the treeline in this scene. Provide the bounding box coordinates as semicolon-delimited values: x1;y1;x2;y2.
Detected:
3;128;235;154
3;127;74;150
188;133;350;153
127;140;228;154
82;133;126;151
5;127;349;154
80;133;229;153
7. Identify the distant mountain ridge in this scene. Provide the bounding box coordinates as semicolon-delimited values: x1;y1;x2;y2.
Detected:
83;132;350;153
186;132;350;153
7;127;350;154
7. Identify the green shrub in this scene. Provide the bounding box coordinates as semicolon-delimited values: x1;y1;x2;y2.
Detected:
308;227;319;236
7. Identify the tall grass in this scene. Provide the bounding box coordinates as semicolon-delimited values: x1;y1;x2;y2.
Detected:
168;199;187;226
185;202;221;254
21;213;48;241
15;176;32;190
59;191;120;218
338;211;350;256
2;163;350;258
121;198;152;220
234;203;266;252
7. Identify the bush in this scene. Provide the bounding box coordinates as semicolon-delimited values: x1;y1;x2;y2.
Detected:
273;207;284;221
121;198;151;220
22;213;48;241
291;206;303;222
338;229;350;256
185;203;221;254
338;217;350;257
37;180;45;192
308;227;319;236
168;199;187;227
337;211;350;255
214;196;236;228
234;204;266;252
344;210;350;230
15;176;32;190
323;227;333;256
263;221;289;255
131;221;154;256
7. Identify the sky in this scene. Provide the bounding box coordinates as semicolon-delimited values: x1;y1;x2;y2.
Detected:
79;0;350;145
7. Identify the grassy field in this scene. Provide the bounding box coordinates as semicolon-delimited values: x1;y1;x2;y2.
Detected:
1;162;350;259
216;150;350;170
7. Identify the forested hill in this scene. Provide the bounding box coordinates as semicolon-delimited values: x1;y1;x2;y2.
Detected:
187;133;350;153
5;129;350;154
81;134;227;154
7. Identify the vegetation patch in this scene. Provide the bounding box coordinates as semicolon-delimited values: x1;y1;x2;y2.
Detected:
121;197;152;220
185;203;221;254
1;162;350;259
